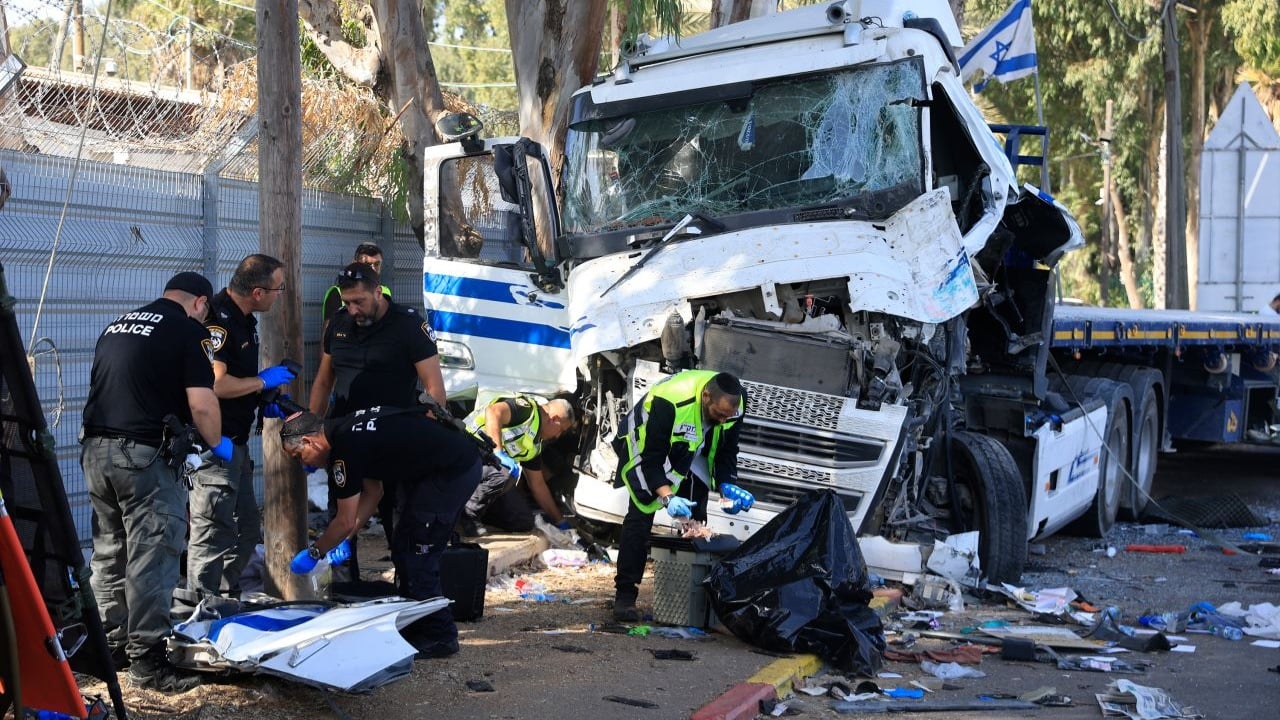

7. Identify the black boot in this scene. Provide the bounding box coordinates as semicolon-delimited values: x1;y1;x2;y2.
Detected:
612;595;641;623
127;645;202;693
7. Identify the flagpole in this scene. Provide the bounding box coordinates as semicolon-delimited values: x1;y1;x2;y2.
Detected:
1034;67;1050;192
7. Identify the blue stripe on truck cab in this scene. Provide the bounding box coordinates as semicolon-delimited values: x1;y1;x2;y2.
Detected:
431;310;572;350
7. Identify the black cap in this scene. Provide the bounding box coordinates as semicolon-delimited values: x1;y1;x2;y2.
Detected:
164;271;213;299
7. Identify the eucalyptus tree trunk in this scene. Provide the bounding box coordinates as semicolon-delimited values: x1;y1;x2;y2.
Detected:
298;0;445;245
505;0;608;174
710;0;774;28
370;0;446;245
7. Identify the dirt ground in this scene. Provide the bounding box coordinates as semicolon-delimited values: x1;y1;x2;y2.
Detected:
77;444;1280;720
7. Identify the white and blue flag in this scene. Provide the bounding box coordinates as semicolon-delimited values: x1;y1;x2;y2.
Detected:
958;0;1037;93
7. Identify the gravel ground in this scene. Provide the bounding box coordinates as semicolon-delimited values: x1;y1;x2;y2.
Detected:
73;444;1280;719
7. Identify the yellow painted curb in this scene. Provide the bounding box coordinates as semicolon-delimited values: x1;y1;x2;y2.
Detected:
746;653;823;698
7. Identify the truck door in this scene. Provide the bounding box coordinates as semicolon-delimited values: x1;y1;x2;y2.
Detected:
422;138;573;400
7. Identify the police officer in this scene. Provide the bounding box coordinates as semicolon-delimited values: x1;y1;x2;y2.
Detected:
460;394;576;533
81;271;232;692
278;408;482;658
320;242;392;327
186;254;296;599
611;370;754;622
309;262;446;580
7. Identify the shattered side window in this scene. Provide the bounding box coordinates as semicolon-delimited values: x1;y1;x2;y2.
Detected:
438;155;530;267
562;58;926;234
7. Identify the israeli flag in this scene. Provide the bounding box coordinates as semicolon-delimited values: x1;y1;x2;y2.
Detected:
958;0;1037;93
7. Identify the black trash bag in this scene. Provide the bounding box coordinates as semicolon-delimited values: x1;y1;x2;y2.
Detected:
705;489;885;675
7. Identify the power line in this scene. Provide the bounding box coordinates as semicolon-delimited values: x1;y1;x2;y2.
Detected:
439;81;515;88
1102;0;1162;43
429;40;510;54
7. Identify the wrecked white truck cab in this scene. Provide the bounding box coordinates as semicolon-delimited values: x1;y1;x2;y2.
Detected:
422;0;1093;584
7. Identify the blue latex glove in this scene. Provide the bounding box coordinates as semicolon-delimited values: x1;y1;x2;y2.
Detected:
261;393;291;419
258;364;296;390
495;450;521;480
663;496;697;519
289;548;318;575
720;483;754;514
542;514;572;532
211;436;234;462
325;539;352;566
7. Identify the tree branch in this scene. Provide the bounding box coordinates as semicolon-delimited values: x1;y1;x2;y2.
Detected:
298;0;383;87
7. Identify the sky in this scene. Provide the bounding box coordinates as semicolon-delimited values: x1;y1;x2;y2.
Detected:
3;0;62;24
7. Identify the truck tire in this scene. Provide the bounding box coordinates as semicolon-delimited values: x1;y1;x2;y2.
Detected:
1125;380;1161;518
1069;363;1163;519
1059;377;1131;537
950;431;1028;584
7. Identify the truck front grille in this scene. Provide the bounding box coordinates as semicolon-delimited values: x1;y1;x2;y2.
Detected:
739;420;884;468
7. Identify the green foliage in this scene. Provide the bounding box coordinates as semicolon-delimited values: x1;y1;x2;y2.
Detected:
430;0;516;111
615;0;685;46
963;0;1253;307
1222;0;1280;75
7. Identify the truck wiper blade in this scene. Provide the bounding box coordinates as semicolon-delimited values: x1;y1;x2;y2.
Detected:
602;213;714;298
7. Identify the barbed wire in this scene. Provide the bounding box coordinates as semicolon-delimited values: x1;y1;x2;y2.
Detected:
1;0;518;195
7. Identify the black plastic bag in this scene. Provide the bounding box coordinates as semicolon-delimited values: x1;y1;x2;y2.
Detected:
705;489;885;675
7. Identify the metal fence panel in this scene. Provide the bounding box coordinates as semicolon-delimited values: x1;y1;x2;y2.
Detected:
0;149;418;548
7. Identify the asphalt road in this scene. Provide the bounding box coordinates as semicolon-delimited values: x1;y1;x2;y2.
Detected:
791;443;1280;720
88;444;1279;719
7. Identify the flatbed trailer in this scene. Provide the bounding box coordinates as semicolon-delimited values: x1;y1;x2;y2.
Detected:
1052;305;1280;443
1040;304;1280;527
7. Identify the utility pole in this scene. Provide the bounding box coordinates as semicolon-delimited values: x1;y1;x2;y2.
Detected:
1162;2;1189;309
1100;100;1114;307
71;0;85;72
256;0;309;600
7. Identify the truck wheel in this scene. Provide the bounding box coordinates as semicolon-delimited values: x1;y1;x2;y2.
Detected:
950;431;1028;584
1064;378;1131;537
1071;363;1163;519
1125;380;1161;518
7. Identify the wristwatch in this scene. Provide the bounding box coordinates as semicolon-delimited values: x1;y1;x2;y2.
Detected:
659;494;671;508
306;544;322;560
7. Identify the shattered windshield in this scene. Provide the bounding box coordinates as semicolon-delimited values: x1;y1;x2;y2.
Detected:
562;58;926;235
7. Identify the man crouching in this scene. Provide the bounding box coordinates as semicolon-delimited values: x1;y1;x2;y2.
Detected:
278;407;482;658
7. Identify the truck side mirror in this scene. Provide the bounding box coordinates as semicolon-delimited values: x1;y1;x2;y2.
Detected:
435;112;485;154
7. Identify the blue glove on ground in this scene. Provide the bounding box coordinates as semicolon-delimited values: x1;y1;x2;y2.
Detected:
664;496;697;519
261;393;291;419
258;364;296;390
495;450;522;480
542;514;572;532
720;483;754;514
289;548;318;575
211;436;234;462
325;539;352;566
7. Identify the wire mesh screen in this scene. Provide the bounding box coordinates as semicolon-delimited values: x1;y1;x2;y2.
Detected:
0;147;418;548
0;0;411;192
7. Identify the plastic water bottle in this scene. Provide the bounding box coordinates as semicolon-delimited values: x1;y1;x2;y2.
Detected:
307;558;332;599
1138;612;1185;633
1191;610;1244;641
1209;624;1244;641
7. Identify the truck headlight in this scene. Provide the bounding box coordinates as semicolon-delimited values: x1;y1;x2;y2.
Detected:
436;339;474;370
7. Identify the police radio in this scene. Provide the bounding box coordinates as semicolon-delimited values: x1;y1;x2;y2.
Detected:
260;358;302;408
256;358;304;434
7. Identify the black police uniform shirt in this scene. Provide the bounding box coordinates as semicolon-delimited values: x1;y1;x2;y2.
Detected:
322;300;438;418
325;409;480;501
206;289;260;444
82;297;215;445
